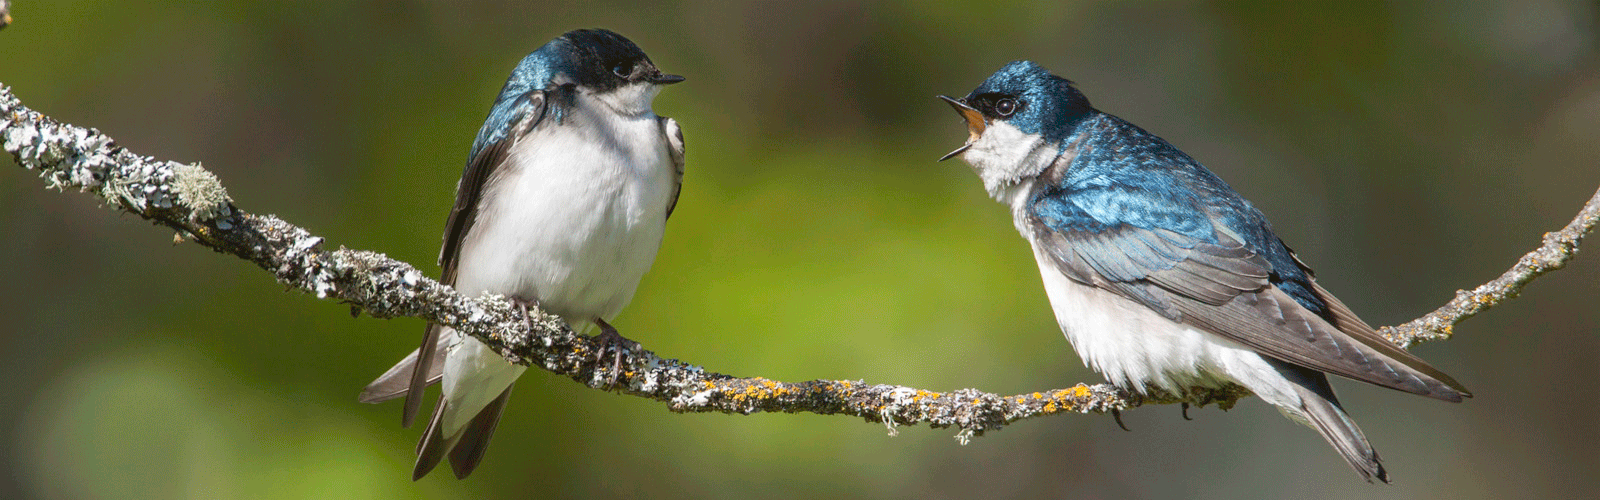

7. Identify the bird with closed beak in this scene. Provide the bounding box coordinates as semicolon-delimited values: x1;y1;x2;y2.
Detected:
359;28;686;480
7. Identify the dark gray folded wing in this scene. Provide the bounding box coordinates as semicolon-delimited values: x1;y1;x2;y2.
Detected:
1029;198;1467;401
395;90;549;427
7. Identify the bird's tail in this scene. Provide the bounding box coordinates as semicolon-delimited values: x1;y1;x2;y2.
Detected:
413;383;514;480
1290;373;1389;484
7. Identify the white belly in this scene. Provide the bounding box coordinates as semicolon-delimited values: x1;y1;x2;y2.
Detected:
973;120;1309;417
440;105;675;435
1028;244;1301;407
454;113;674;322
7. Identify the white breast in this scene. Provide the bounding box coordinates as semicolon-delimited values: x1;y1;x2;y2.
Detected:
992;175;1299;406
453;95;676;323
1026;244;1299;405
438;92;677;435
965;117;1307;412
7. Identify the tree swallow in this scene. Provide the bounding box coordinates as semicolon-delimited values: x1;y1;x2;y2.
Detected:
358;29;686;480
938;61;1468;483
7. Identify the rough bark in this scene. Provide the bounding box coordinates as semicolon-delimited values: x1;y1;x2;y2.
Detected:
5;85;1595;440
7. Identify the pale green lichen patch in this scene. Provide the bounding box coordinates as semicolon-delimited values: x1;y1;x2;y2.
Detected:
171;162;232;222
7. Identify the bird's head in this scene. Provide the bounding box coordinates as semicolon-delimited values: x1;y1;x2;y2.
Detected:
938;61;1093;195
515;29;685;115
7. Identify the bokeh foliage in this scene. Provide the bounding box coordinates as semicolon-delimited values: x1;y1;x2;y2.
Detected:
3;1;1598;498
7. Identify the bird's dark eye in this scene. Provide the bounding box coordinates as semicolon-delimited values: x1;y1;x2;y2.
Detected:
995;98;1018;117
612;63;632;78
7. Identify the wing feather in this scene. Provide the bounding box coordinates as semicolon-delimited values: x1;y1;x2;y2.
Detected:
661;116;685;219
1027;180;1467;401
401;91;549;428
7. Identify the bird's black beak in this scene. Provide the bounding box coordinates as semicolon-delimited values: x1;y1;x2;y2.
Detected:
939;142;972;162
651;73;686;85
938;95;984;161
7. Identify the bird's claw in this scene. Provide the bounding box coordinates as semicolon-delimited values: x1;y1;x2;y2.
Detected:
591;318;636;390
514;299;537;330
1111;408;1131;432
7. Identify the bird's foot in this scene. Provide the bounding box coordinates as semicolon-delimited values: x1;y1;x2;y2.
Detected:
512;297;542;331
1181;402;1193;421
591;318;637;390
1111;408;1131;432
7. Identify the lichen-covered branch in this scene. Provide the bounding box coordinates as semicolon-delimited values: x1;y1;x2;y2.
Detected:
2;84;1589;440
1378;186;1600;348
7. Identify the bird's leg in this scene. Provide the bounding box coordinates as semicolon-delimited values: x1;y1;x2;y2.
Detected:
591;317;637;389
511;297;541;331
1111;409;1131;432
1181;402;1193;421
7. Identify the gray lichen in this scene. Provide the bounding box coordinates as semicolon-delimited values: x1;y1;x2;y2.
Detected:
172;162;233;223
1;86;236;233
5;84;1594;441
1379;188;1600;348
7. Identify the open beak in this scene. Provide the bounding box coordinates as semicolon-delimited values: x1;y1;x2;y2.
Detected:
937;95;985;161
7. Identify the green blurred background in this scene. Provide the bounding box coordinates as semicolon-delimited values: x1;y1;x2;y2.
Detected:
4;1;1598;498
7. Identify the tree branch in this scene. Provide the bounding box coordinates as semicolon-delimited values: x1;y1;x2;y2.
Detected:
4;85;1593;440
1378;186;1600;347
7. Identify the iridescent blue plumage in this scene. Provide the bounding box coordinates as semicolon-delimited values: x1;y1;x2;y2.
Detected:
469;29;657;164
1027;112;1327;319
468;59;555;164
941;60;1469;483
966;61;1093;144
